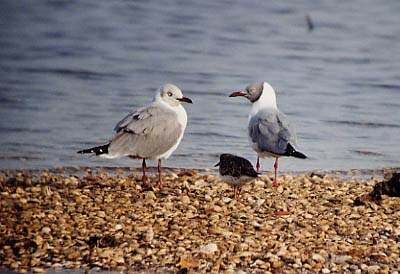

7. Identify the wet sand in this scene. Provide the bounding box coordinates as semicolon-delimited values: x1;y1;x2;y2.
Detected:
1;167;399;273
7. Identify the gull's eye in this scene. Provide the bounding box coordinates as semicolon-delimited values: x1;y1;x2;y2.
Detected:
167;92;173;97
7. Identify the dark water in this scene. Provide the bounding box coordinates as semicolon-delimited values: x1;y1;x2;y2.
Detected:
1;0;399;171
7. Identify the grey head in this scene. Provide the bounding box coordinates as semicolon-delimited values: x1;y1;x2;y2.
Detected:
229;82;264;103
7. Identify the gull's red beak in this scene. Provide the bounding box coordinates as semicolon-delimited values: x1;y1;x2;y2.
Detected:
229;91;246;97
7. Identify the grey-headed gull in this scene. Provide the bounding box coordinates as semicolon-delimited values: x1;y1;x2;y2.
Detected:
229;81;306;186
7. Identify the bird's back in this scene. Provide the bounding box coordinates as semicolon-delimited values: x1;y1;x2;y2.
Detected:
219;154;258;178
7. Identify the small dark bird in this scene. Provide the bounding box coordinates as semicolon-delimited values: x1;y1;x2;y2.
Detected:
215;154;259;199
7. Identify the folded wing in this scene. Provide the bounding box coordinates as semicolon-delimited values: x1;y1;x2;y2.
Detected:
248;109;297;155
109;105;182;158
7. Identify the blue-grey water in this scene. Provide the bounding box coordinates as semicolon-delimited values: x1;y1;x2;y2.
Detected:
0;0;399;171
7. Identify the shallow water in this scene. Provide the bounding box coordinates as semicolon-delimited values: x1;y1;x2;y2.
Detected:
0;1;399;171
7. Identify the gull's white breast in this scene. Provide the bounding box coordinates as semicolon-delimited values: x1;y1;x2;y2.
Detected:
157;103;187;160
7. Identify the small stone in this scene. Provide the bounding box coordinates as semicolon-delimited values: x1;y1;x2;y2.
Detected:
254;179;265;187
321;224;330;231
256;198;265;207
181;195;190;204
252;221;262;229
254;259;266;266
322;268;330;274
271;259;284;268
35;235;44;245
367;265;380;273
114;255;125;264
199;243;218;254
312;253;325;263
176;246;185;253
145;191;156;201
99;249;113;258
333;255;352;264
304;213;313;219
132;254;142;262
304;263;312;270
145;227;154;242
41;227;51;234
115;224;123;230
212;205;222;212
32;267;45;273
169;172;179;179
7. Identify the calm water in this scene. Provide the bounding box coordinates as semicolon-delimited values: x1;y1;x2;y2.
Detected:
1;0;399;171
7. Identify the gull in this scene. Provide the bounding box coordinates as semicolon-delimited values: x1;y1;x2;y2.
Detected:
229;82;306;186
77;83;192;187
214;153;259;199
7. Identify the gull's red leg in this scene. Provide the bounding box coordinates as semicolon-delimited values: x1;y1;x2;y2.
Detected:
157;159;163;187
256;156;260;173
142;158;148;183
273;157;279;187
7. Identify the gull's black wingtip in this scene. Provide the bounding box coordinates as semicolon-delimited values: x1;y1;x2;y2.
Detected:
77;148;94;154
77;144;109;155
292;150;307;159
285;143;307;159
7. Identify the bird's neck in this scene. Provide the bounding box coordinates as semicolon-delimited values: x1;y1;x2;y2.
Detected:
250;87;277;116
154;96;187;126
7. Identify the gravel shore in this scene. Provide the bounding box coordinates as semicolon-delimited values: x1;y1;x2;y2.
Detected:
0;168;399;273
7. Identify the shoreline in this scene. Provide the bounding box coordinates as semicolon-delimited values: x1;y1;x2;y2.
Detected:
1;167;399;273
2;165;400;179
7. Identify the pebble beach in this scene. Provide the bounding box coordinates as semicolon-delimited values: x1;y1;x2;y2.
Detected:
1;167;399;273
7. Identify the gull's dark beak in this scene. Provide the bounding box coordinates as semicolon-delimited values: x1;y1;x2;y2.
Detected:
214;162;220;167
229;91;246;97
177;97;193;104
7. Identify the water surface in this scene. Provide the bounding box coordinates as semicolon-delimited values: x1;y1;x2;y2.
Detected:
1;1;399;171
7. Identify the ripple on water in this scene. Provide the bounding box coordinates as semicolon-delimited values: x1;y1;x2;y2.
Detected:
19;67;123;80
323;120;400;129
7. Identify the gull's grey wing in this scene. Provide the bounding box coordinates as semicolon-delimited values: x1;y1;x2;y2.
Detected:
113;106;147;133
108;106;182;158
248;109;297;155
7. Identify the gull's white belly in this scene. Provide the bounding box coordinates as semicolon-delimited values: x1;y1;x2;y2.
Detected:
157;104;187;160
157;132;183;160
